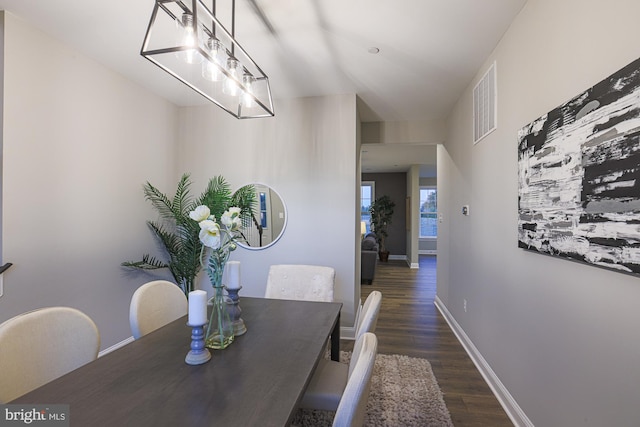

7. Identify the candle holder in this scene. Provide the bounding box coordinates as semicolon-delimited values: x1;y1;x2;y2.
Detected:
225;287;247;336
185;323;211;365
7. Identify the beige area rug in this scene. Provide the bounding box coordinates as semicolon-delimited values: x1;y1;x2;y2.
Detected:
293;352;454;427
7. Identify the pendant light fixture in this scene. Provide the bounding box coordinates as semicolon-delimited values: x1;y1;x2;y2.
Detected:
141;0;275;119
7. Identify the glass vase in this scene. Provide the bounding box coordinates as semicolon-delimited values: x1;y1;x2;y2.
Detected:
205;261;234;350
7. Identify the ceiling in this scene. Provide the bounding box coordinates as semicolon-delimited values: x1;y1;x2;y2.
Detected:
0;0;526;173
361;144;437;177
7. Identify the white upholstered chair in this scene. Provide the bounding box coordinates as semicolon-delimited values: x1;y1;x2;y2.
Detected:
299;332;378;414
318;291;381;362
332;332;378;427
355;291;382;341
0;306;100;403
129;280;187;339
264;264;335;302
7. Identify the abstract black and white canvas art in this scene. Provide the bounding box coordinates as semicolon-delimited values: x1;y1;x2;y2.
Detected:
518;57;640;275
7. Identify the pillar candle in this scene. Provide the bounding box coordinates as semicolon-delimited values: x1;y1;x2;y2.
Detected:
188;290;208;325
226;261;241;290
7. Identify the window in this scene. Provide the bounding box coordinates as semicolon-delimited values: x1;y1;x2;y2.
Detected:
361;181;374;234
259;191;268;229
420;187;437;238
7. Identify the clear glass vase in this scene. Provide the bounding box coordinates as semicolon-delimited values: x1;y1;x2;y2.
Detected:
205;260;234;350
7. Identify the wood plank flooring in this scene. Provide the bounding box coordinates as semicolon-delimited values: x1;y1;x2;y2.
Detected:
349;255;514;426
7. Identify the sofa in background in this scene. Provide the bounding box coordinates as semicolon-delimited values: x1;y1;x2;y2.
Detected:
361;232;378;285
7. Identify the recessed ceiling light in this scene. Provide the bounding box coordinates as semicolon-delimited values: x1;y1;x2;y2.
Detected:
368;47;380;54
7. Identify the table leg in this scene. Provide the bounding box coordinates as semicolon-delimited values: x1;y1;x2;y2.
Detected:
330;311;340;361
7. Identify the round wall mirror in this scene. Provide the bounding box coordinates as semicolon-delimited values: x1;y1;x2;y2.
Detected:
237;183;287;250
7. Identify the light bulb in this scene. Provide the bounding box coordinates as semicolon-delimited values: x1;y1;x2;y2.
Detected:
223;58;241;96
242;74;256;108
176;13;202;64
202;38;224;81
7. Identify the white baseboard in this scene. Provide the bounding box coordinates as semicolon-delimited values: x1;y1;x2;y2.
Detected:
337;297;365;341
387;254;419;269
340;319;358;340
434;296;534;427
388;254;429;268
98;336;135;357
419;250;437;255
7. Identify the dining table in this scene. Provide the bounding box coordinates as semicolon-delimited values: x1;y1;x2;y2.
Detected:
11;297;342;427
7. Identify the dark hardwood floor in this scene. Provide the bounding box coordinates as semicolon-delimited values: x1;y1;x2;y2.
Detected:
349;255;513;426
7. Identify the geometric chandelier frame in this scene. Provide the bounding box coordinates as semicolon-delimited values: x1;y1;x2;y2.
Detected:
141;0;275;119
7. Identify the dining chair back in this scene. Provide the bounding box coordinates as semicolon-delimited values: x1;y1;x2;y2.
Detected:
332;332;378;427
264;264;335;302
129;280;187;339
355;291;382;341
0;306;100;403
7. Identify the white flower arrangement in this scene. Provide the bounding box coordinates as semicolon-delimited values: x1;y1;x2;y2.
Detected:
189;205;243;286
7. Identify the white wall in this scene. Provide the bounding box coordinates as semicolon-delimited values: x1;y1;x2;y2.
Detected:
438;1;640;425
361;119;446;144
0;13;179;349
406;165;419;267
0;11;362;352
177;94;360;326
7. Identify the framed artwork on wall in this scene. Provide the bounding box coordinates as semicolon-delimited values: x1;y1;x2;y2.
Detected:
518;56;640;276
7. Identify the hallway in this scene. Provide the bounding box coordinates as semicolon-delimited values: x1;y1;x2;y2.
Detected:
357;256;513;426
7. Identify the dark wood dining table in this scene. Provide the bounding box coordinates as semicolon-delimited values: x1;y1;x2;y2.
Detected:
12;297;342;427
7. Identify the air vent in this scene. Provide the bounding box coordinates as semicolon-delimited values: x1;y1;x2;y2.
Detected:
473;62;497;144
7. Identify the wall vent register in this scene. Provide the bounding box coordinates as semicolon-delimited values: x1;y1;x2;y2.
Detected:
473;61;497;144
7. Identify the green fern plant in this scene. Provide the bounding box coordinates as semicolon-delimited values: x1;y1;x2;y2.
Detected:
369;195;395;254
122;174;256;296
